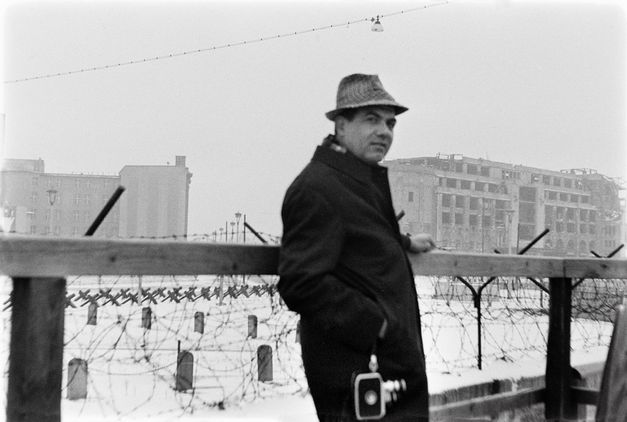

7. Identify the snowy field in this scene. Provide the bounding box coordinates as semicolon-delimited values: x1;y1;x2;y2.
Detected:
1;275;621;421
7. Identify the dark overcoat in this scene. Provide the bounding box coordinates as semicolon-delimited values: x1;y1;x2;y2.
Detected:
278;144;429;421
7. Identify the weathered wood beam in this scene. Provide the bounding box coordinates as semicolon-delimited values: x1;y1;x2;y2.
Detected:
0;236;279;277
7;277;65;422
430;387;545;420
545;277;578;421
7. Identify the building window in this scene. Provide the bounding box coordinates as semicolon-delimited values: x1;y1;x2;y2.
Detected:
520;202;535;223
589;224;596;235
446;178;457;188
545;206;554;225
495;209;505;223
475;182;485;192
570;194;578;203
542;175;551;184
442;212;451;224
556;222;564;233
469;197;479;210
455;196;465;208
589;211;596;222
520;187;536;202
455;213;463;225
461;180;471;190
519;224;535;240
469;215;478;226
482;216;492;227
566;208;575;221
84;194;91;206
481;167;490;177
442;194;451;207
581;196;589;204
567;223;575;233
30;225;37;234
455;163;463;172
467;164;478;175
408;191;414;202
553;177;561;187
560;193;569;202
564;179;572;188
74;194;80;206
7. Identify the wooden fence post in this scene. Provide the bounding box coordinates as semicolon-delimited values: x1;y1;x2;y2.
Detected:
194;311;204;334
67;358;88;400
7;277;65;422
257;345;273;382
545;277;577;421
142;307;152;329
248;314;258;339
87;303;97;326
175;351;194;391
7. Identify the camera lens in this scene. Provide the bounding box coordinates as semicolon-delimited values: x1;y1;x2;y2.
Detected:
364;390;378;406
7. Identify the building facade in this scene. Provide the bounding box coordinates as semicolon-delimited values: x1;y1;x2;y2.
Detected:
119;156;192;238
386;154;625;257
1;156;192;239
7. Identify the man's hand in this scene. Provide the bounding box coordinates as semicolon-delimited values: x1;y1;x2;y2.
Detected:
407;233;436;253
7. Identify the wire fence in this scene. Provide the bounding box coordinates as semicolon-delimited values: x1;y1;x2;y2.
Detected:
3;272;623;419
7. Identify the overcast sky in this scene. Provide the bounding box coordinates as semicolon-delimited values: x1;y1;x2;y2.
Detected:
2;0;625;237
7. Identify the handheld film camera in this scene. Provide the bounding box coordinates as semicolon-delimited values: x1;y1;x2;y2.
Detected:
353;354;407;420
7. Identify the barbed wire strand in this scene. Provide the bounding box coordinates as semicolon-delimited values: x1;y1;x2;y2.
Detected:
4;1;449;84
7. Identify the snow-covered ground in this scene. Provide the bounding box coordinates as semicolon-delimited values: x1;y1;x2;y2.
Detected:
1;275;618;421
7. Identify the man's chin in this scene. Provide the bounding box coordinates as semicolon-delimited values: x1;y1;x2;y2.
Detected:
366;153;386;164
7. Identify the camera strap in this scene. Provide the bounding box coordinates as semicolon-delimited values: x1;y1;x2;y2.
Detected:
368;353;379;373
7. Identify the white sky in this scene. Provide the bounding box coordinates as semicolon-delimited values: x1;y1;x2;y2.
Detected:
2;0;626;236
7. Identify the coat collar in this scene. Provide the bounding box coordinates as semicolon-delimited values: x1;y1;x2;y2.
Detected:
312;137;387;184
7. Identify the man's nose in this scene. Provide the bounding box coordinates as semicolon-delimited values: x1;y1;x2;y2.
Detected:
375;123;393;139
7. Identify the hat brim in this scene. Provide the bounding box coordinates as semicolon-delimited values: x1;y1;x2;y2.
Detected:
325;102;408;121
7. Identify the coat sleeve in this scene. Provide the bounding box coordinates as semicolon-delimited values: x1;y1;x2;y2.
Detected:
278;185;385;353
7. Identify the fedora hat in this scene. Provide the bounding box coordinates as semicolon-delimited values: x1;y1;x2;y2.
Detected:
325;74;408;121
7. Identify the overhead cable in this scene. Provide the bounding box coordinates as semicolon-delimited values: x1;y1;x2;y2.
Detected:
5;1;449;84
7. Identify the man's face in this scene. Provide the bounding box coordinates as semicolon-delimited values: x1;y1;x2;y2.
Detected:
336;106;397;164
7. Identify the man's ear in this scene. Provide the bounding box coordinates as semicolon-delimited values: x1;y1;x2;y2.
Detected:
335;116;346;139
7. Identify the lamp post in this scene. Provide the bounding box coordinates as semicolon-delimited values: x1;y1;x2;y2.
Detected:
505;209;515;254
235;212;242;242
46;189;58;236
230;221;235;242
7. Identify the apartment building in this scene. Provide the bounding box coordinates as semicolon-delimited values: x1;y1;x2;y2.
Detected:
386;154;624;257
1;156;192;239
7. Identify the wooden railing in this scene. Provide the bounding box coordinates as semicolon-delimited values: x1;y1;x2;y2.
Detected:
2;235;626;422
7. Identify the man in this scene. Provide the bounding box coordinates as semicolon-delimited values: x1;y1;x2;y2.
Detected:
278;74;435;421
